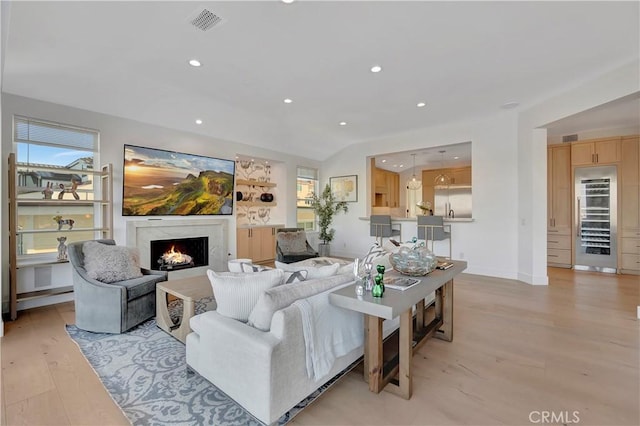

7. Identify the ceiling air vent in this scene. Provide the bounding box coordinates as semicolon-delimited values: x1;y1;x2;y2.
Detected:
562;134;578;143
189;9;224;31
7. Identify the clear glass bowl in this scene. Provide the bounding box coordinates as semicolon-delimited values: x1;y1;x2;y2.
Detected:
389;246;437;276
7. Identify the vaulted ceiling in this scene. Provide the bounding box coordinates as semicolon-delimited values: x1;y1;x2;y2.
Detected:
3;1;639;160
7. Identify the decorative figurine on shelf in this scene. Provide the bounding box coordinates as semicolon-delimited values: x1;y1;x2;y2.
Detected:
56;236;68;261
376;264;386;294
53;215;75;230
57;179;80;200
364;262;374;292
42;182;54;199
372;274;384;298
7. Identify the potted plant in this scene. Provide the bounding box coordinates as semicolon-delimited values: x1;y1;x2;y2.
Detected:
310;183;348;257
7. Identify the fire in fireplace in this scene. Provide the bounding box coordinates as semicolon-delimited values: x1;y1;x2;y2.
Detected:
150;237;208;271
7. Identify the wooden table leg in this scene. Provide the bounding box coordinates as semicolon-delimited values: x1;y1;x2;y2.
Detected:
416;299;426;332
155;288;173;334
365;314;384;393
398;308;413;399
435;279;453;342
174;297;194;343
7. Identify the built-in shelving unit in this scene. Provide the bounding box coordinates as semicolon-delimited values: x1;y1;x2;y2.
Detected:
8;153;113;319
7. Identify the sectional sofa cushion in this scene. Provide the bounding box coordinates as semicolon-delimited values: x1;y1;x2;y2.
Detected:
207;269;284;322
82;241;143;283
247;273;353;331
275;261;340;279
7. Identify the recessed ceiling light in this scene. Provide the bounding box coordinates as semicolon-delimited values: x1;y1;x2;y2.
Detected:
393;164;398;168
283;98;293;104
417;102;426;108
370;65;382;73
501;101;519;109
454;156;459;160
188;59;201;67
381;159;387;163
339;121;347;126
282;0;295;3
399;165;404;168
195;119;203;125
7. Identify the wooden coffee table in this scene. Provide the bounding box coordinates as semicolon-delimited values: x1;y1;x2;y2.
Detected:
156;274;214;343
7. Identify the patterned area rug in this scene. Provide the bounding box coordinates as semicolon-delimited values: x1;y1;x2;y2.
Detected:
66;297;357;426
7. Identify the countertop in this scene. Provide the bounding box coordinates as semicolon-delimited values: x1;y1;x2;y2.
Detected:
359;216;474;223
236;223;285;229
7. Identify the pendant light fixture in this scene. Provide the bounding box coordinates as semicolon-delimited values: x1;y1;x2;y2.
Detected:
434;150;452;186
407;153;422;190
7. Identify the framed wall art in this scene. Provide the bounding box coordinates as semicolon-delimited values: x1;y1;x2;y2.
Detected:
330;175;358;202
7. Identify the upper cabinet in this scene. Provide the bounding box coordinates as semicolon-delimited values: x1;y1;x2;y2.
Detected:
373;165;399;208
571;137;621;166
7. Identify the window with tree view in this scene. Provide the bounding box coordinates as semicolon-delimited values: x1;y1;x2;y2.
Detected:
14;117;100;257
297;166;318;231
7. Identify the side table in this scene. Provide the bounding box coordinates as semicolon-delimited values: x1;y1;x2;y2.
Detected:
156;274;214;343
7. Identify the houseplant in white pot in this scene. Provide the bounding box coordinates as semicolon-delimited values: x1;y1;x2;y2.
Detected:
310;183;348;257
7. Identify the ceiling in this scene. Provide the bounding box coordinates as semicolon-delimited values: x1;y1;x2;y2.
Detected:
373;142;471;172
2;1;639;161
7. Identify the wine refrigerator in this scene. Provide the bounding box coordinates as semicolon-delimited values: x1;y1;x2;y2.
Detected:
574;165;617;272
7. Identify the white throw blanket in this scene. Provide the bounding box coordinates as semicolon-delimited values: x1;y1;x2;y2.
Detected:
293;286;364;381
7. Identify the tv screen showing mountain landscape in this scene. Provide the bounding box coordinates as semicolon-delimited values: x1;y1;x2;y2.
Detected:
122;144;235;216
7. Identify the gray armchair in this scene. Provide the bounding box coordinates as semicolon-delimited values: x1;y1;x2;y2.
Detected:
68;239;168;333
275;228;319;264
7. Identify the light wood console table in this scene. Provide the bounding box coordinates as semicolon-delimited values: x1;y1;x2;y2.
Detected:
329;260;467;399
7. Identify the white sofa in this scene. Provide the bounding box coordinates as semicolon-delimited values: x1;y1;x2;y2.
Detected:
185;273;364;425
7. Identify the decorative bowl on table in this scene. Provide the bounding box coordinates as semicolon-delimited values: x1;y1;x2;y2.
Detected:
389;246;438;276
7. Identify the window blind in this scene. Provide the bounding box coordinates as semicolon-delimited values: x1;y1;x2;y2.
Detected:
14;117;98;152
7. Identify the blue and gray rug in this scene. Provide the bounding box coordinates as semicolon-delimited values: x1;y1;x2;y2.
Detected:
66;297;356;426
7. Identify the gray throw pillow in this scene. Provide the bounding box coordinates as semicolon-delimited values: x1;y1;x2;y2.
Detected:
247;274;353;331
276;231;308;254
82;241;143;283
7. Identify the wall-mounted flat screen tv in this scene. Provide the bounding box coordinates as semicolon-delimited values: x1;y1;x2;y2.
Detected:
122;144;235;216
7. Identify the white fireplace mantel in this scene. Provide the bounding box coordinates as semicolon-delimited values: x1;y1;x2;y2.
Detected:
126;219;228;279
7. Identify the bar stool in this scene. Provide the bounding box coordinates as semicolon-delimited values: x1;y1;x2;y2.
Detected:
370;215;401;245
417;215;452;259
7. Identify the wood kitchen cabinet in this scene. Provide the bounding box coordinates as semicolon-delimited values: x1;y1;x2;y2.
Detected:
373;167;399;208
450;167;472;185
237;226;277;264
547;144;572;267
619;136;640;274
421;166;472;210
571;137;621;166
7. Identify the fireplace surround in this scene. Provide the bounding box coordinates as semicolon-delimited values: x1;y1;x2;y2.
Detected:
126;219;227;278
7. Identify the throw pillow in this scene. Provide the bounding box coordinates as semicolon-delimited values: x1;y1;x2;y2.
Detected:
276;231;308;254
240;262;269;273
206;269;284;322
82;241;143;284
284;270;308;284
275;261;340;279
248;274;353;331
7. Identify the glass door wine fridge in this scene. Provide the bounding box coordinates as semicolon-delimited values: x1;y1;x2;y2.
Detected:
574;165;617;272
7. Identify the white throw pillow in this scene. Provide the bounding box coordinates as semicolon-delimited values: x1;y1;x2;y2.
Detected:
82;241;142;283
240;262;269;273
275;261;340;279
283;270;308;284
206;269;284;322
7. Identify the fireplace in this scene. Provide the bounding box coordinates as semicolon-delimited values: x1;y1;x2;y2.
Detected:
127;219;227;279
150;237;208;271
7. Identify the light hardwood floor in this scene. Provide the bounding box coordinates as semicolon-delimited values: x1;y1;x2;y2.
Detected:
1;268;638;425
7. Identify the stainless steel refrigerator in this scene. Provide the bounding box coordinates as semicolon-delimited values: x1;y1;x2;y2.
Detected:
574;166;617;272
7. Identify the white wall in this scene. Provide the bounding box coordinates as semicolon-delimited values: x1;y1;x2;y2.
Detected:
322;112;521;280
0;93;321;311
